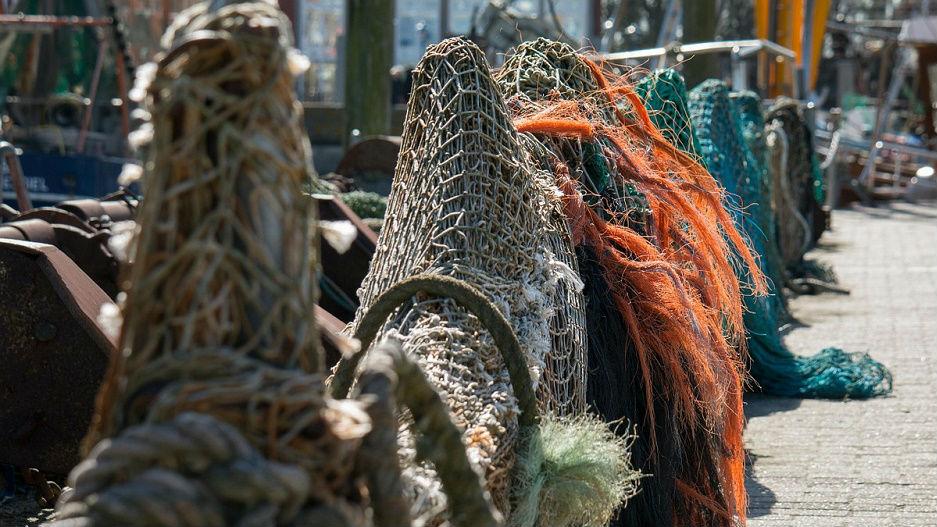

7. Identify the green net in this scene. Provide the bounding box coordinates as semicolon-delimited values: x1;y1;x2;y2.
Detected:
633;69;704;162
339;190;388;219
681;78;892;399
732;91;789;308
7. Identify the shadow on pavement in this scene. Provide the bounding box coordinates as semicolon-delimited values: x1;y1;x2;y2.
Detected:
744;394;802;419
745;450;776;518
744;396;798;518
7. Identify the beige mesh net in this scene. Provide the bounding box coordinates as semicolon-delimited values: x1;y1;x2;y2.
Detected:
345;37;587;518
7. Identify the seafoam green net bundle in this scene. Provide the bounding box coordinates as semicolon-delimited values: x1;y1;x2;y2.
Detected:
685;78;892;399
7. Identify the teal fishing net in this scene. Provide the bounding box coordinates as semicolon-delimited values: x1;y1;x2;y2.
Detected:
731;91;787;301
680;78;892;399
633;69;704;162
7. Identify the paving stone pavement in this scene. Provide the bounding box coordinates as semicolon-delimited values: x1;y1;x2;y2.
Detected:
745;201;937;526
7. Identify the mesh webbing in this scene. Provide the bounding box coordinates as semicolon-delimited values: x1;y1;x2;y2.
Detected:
494;39;762;527
687;79;892;400
350;37;587;518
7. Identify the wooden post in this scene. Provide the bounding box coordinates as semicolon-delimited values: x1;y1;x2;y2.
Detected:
682;0;719;88
344;0;395;149
1;142;33;212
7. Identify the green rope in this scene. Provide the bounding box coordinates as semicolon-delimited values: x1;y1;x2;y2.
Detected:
680;78;891;399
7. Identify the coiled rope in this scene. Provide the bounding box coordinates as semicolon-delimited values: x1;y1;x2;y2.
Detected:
332;274;538;430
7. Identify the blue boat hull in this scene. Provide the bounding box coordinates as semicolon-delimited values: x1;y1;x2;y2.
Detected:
2;153;129;209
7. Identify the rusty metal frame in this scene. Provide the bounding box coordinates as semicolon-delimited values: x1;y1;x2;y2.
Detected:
0;239;117;352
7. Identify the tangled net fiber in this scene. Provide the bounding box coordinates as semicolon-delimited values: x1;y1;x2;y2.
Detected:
682;80;891;399
495;38;766;527
632;68;704;161
47;4;508;527
337;37;637;525
511;416;640;527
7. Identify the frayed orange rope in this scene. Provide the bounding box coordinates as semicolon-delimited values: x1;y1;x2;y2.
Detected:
516;118;595;139
675;479;735;523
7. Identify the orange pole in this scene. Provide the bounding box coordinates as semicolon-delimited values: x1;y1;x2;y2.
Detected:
755;0;770;39
809;0;832;89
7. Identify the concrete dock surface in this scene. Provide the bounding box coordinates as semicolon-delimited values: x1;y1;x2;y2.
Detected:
745;201;937;526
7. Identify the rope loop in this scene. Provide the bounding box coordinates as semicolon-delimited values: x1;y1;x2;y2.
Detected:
332;273;540;429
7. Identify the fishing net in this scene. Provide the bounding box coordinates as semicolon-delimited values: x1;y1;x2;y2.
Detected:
732;91;791;306
341;37;590;520
765;98;827;273
633;68;704;161
495;38;765;527
686;79;892;399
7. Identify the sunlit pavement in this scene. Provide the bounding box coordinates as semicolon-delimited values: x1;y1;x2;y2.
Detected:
745;202;937;526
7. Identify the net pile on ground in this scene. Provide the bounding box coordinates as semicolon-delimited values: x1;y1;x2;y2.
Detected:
336;37;637;526
765;98;829;283
45;4;508;526
685;79;892;399
494;38;766;527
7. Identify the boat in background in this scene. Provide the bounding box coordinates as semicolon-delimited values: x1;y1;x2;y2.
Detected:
1;8;133;211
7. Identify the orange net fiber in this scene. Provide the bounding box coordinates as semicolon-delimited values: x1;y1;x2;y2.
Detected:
496;39;766;526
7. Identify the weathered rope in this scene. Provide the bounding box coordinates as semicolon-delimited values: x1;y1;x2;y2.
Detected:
54;412;314;526
46;4;499;526
48;3;373;525
768;121;814;259
765;98;827;272
354;340;502;527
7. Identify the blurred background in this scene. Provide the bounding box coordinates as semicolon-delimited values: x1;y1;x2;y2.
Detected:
2;0;937;204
